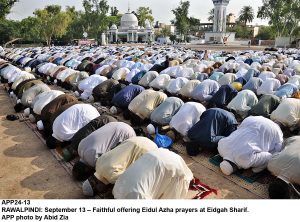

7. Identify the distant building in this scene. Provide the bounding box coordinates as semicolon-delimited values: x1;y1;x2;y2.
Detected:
108;9;154;43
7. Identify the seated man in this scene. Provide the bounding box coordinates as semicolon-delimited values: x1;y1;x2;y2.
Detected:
82;137;158;196
73;122;136;181
191;79;220;102
249;94;280;118
150;97;184;126
270;98;300;130
257;78;281;96
62;115;117;161
48;104;100;148
268;136;300;199
187;108;238;155
227;89;258;118
112;149;193;199
170;102;206;137
210;84;238;109
218;116;283;175
111;85;144;110
128;89;167;125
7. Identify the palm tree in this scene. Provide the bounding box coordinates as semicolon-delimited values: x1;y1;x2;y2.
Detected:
239;6;254;26
208;8;214;22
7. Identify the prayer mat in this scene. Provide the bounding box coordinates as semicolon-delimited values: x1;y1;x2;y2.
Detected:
188;177;217;199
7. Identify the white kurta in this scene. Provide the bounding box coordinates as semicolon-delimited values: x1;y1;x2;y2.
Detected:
32;90;65;115
112;149;193;199
166;77;189;94
227;90;258;117
149;74;171;90
94;137;158;184
52;104;100;142
218;116;283;169
78;122;136;167
257;78;281;95
170;102;206;136
270;98;300;128
268;136;300;184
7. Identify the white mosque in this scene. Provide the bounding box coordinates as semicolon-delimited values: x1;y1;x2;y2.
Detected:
108;9;154;43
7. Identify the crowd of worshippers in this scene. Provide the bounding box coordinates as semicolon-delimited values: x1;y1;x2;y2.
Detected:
1;45;300;199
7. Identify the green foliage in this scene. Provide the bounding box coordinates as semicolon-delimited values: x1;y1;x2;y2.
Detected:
257;0;300;38
239;6;254;26
34;5;72;46
172;1;200;40
228;24;252;39
82;0;110;40
0;0;18;19
136;7;154;27
255;26;276;40
0;19;20;44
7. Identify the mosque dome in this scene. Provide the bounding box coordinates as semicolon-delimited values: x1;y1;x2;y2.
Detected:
121;12;138;28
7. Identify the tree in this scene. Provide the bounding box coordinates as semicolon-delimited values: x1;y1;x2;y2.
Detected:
19;16;41;42
110;6;118;16
208;8;214;22
238;6;254;26
34;5;72;46
160;27;171;37
172;0;190;41
82;0;110;40
136;7;154;27
255;26;276;40
258;0;300;38
189;16;200;35
0;19;20;44
0;0;18;19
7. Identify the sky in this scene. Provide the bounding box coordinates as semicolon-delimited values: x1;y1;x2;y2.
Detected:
8;0;268;25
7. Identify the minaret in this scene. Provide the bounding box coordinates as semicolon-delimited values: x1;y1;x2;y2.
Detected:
128;1;130;12
212;0;230;33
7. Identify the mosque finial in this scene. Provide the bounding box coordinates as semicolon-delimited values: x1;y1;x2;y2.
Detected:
128;1;130;12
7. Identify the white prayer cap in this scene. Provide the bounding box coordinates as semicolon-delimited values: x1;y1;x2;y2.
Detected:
46;76;50;80
28;114;36;123
24;67;31;72
82;180;94;197
146;124;155;135
17;99;21;104
74;91;80;97
54;79;58;84
220;160;234;176
24;108;30;117
37;120;44;131
110;106;117;114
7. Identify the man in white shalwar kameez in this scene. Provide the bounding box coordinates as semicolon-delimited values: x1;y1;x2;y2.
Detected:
218;116;283;175
82;137;157;196
170;102;206;137
112;149;193;199
270;98;300;130
227;89;258;118
73;122;136;181
267;136;300;199
51;104;100;143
